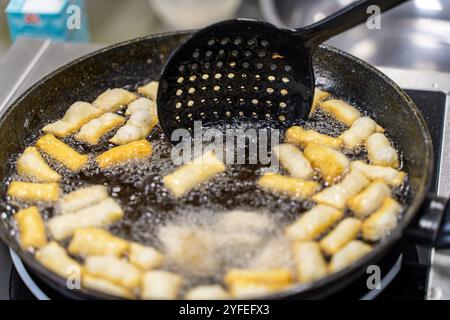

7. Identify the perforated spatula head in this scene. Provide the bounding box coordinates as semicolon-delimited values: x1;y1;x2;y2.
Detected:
158;20;312;138
157;0;409;141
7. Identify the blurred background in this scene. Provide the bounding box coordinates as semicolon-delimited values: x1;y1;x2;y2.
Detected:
1;0;450;71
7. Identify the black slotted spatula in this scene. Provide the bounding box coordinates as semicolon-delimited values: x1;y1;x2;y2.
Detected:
157;0;409;141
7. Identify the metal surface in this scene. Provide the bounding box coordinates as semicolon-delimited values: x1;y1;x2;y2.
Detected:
10;250;49;300
376;67;450;300
0;36;447;300
260;0;450;73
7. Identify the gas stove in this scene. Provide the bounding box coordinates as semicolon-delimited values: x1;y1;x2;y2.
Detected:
0;38;449;300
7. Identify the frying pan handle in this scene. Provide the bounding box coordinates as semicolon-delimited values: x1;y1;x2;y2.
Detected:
406;193;450;248
436;198;450;248
296;0;410;46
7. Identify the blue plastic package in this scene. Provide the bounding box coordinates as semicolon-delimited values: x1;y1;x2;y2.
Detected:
5;0;90;42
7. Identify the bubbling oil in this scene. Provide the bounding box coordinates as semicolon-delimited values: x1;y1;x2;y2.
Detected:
0;96;410;296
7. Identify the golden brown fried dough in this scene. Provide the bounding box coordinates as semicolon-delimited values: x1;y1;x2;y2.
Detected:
68;227;129;257
36;134;88;171
7;181;59;202
319;218;361;255
313;169;369;209
96;139;152;169
258;173;320;199
285;126;343;149
304;143;350;184
329;240;372;273
224;268;293;298
318;99;361;126
137;81;159;101
15;206;47;250
285;204;343;241
309;88;331;115
347;180;390;218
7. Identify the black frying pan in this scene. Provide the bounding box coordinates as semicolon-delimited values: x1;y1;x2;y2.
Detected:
0;31;448;300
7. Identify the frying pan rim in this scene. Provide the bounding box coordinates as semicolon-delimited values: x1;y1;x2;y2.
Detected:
0;32;433;300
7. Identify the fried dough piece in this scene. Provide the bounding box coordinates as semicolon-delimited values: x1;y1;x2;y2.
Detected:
15;206;47;250
285;126;342;149
163;151;225;197
36;242;82;279
42;102;102;137
304;143;350;184
293;241;328;282
141;270;183;300
285;205;343;241
340;117;382;150
185;285;230;300
48;198;124;240
7;181;59;202
318;99;361;126
312;169;369;209
258;173;320;199
58;185;109;214
225;268;293;298
319;218;362;255
75;112;126;145
84;256;142;290
96;139;152;169
82;274;134;299
36;134;88;171
347;180;390;218
92;88;138;112
362;197;402;241
16;147;61;182
351;161;406;187
125;96;157;116
273;144;314;179
137;81;159;101
366;133;400;168
329;240;372;272
110;98;158;145
129;242;164;271
309;88;331;115
68;227;129;257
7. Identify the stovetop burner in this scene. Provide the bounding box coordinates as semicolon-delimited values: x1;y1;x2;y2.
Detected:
6;88;446;300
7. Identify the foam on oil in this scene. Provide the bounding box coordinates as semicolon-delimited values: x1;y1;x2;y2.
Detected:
0;102;410;294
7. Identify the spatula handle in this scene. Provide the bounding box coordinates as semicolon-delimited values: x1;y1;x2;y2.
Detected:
296;0;409;47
